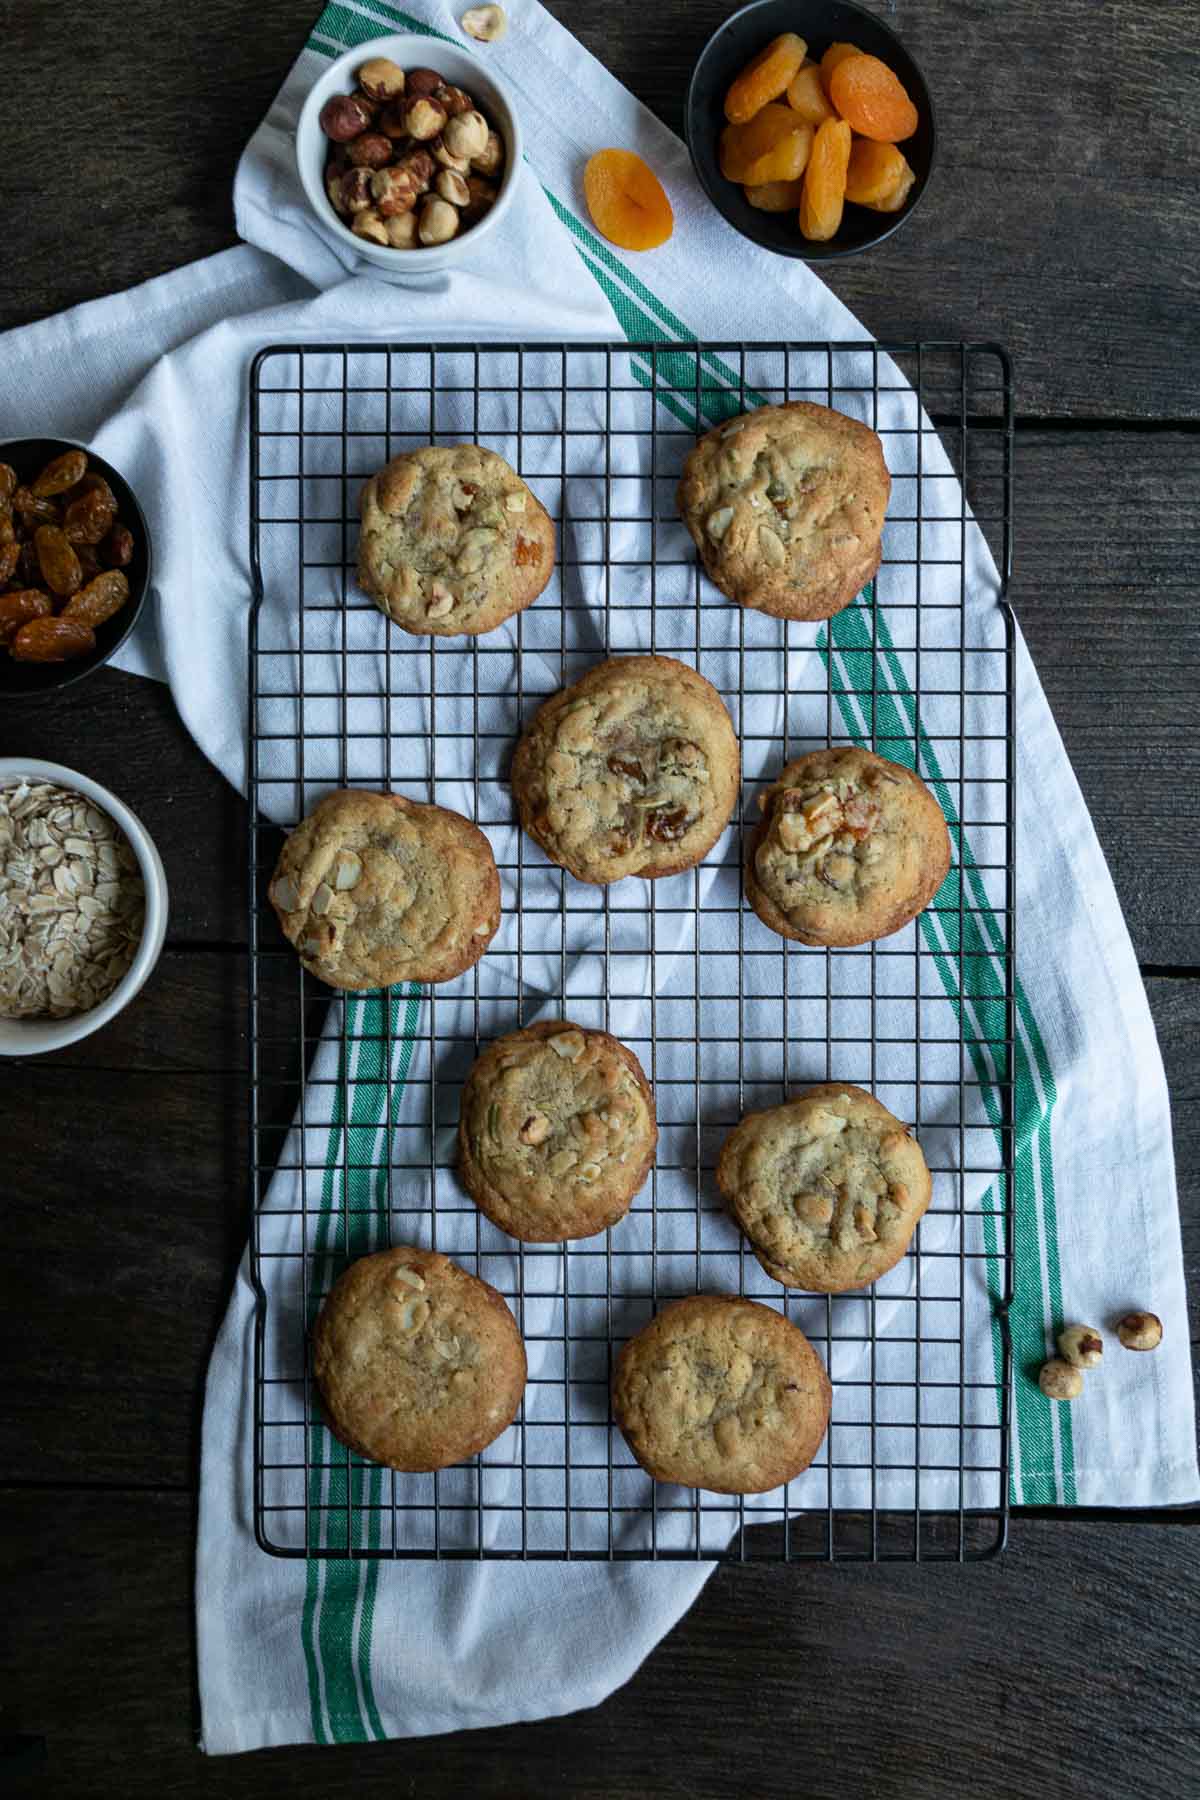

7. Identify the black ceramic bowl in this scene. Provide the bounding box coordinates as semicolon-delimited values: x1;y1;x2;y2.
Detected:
686;0;936;261
0;437;151;699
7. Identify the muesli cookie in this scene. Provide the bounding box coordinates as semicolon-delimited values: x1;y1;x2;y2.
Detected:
716;1083;932;1292
612;1294;831;1494
746;746;950;946
458;1020;657;1243
269;788;500;989
676;401;890;621
510;654;740;884
357;443;554;637
312;1246;526;1472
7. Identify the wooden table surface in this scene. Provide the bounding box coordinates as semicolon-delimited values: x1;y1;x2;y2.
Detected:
1;1;1197;1794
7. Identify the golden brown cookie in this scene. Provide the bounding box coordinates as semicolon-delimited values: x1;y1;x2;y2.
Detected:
458;1020;657;1243
357;443;554;638
269;788;500;989
510;654;740;884
716;1083;932;1293
746;746;949;946
676;401;890;621
612;1295;831;1494
311;1246;526;1472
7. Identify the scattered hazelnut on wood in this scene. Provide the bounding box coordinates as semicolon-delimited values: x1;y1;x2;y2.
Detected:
1038;1359;1083;1401
1057;1324;1104;1370
461;4;508;41
386;211;418;248
319;93;373;141
405;95;448;140
346;131;394;170
444;108;490;161
436;168;472;207
1117;1311;1163;1351
418;195;461;245
351;208;390;246
472;128;505;178
356;56;406;101
405;67;445;99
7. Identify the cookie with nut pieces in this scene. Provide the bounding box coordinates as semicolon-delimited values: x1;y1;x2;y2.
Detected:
612;1295;831;1494
746;745;950;947
357;444;554;637
676;401;890;621
312;1246;527;1472
716;1082;932;1293
510;654;740;884
269;788;500;989
459;1020;658;1243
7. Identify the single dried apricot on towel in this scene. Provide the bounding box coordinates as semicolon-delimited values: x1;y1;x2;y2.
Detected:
819;42;861;96
584;149;674;250
844;139;908;206
829;54;918;142
725;32;807;124
799;117;851;241
787;61;837;127
743;177;807;213
720;105;811;185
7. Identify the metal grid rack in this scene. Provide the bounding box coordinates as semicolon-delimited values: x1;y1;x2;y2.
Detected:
247;340;1015;1562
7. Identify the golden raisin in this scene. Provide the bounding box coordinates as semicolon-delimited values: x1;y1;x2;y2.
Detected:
724;32;807;125
584;149;674;251
743;177;807;213
30;449;87;498
720;105;812;185
786;61;837;127
10;615;96;663
34;525;83;598
845;139;909;206
799;118;852;242
829;55;918;142
62;570;131;629
0;589;53;646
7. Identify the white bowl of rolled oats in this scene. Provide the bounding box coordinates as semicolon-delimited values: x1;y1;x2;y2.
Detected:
0;759;168;1056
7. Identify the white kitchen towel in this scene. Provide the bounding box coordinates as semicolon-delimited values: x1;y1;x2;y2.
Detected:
0;0;1193;1759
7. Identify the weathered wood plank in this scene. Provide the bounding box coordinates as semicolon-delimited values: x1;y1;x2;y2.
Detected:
0;1491;1196;1798
1;1;1197;419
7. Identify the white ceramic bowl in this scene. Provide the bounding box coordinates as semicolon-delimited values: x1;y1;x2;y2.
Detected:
295;32;523;277
0;758;168;1057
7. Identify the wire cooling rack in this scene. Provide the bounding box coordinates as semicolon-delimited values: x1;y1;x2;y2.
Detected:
247;340;1015;1562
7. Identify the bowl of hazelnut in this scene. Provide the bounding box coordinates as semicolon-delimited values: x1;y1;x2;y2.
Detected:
296;33;522;273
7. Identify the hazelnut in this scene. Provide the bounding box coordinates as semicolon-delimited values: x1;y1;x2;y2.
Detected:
371;150;434;216
405;95;448;140
432;82;474;118
345;131;394;170
436;168;471;207
461;4;508;41
1057;1324;1104;1370
472;128;505;178
418;195;461;246
386;211;418;248
325;162;349;213
378;101;410;140
356;56;406;102
406;68;445;99
431;136;471;174
443;108;489;161
319;93;373;142
337;168;375;214
1117;1311;1163;1351
1038;1359;1083;1401
351;208;390;246
461;173;498;226
351;88;380;121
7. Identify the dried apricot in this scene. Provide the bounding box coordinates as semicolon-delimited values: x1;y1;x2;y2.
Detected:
10;615;95;663
0;589;53;646
829;55;918;142
799;118;852;242
864;154;916;213
819;43;861;96
724;32;807;125
720;105;812;185
845;139;908;206
786;61;837;128
34;525;83;598
584;149;674;251
744;177;807;213
63;570;130;629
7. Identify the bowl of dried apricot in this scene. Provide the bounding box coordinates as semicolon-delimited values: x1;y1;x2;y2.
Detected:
686;0;936;259
0;439;150;698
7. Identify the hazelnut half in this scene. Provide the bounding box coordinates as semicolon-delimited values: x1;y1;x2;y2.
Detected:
351;208;390;246
1117;1311;1163;1351
461;4;508;40
436;168;471;207
1057;1324;1104;1370
1038;1359;1083;1401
